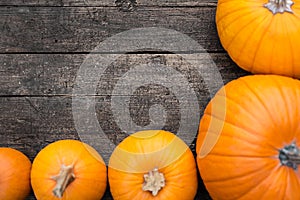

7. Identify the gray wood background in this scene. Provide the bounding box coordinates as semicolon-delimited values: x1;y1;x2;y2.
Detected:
0;0;249;199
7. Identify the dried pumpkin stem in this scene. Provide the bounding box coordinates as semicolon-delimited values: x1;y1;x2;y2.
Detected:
279;142;300;170
264;0;294;14
51;164;75;198
142;167;165;196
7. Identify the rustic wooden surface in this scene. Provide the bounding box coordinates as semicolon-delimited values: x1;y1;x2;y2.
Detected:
0;0;250;199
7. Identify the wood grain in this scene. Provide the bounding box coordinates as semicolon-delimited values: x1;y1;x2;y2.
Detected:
0;6;222;52
0;52;249;158
0;53;248;96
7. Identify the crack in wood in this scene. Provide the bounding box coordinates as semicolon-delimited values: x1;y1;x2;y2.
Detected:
25;97;42;114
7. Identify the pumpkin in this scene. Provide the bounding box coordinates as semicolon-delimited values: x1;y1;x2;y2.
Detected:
196;75;300;199
31;140;107;200
0;147;31;200
108;130;198;200
216;0;300;78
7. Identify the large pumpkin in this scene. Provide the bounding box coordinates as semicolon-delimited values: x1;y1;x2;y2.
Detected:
108;130;198;200
31;140;107;200
0;148;31;200
216;0;300;78
197;75;300;199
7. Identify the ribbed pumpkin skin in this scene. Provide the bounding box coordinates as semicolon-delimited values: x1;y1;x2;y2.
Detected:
197;75;300;200
0;148;31;200
216;0;300;78
31;140;107;200
108;130;198;200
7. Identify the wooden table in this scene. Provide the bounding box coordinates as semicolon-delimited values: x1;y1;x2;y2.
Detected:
0;0;249;199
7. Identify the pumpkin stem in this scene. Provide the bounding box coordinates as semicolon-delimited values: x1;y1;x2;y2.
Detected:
142;167;165;196
51;164;75;198
264;0;294;14
279;142;300;170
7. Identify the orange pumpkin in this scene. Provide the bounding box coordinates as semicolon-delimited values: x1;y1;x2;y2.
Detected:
197;75;300;199
216;0;300;78
108;130;198;200
0;147;31;200
31;140;107;200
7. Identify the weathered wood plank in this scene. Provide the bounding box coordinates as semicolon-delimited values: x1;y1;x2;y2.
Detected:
0;0;217;7
0;6;222;52
0;97;76;160
0;96;197;157
0;53;249;96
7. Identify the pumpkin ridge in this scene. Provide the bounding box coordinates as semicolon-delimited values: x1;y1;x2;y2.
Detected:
295;116;300;140
219;9;263;50
271;77;296;135
249;16;275;73
292;8;300;20
216;2;260;24
217;92;265;123
267;17;290;75
281;15;295;76
257;164;293;198
286;165;300;196
199;117;270;150
238;78;278;125
217;79;293;138
40;186;54;200
218;133;278;153
197;117;278;158
73;158;104;172
118;188;141;200
236;164;282;199
202;157;277;183
163;150;196;175
0;167;15;180
204;111;276;149
204;151;277;158
230;11;271;68
280;166;289;199
265;34;276;74
108;134;188;173
289;8;300;26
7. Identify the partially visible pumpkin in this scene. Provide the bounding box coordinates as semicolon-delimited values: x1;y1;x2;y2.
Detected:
0;147;31;200
216;0;300;78
108;130;198;200
31;140;107;200
197;75;300;199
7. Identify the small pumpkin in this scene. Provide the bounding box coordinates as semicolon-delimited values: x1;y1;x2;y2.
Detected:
0;147;31;200
197;75;300;199
108;130;198;200
31;139;107;200
216;0;300;78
